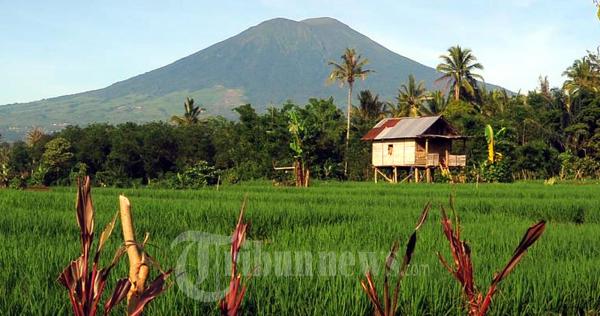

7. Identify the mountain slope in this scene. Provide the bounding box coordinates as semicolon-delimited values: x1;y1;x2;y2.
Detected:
0;17;500;140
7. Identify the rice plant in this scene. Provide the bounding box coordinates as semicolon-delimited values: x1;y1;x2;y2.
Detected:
360;202;430;316
1;181;598;314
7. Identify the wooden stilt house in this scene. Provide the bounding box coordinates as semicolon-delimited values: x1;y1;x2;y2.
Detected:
361;116;467;183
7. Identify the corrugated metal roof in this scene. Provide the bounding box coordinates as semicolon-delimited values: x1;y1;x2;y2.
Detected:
360;118;401;140
377;116;441;140
362;116;455;140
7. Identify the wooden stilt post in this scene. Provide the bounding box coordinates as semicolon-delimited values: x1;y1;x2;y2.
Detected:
374;167;378;183
426;168;431;183
425;139;429;166
393;167;398;183
415;167;419;183
445;149;449;166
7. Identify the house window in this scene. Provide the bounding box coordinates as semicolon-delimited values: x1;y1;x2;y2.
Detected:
387;144;393;155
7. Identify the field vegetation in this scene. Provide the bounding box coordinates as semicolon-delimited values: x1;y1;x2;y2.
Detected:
1;181;598;315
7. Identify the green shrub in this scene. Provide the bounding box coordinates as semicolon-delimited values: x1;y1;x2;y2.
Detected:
29;165;48;186
8;176;26;190
168;161;219;189
95;169;133;187
0;163;9;188
514;141;560;178
229;161;266;182
68;162;88;185
559;152;600;179
221;168;240;185
478;159;513;183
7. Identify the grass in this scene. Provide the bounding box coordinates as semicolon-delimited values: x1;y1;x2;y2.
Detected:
0;181;599;315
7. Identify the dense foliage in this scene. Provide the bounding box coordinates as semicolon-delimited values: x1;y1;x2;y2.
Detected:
1;48;600;187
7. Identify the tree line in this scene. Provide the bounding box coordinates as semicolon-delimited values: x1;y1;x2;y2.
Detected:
1;45;600;187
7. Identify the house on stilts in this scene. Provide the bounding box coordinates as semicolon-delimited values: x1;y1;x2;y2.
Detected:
361;116;467;183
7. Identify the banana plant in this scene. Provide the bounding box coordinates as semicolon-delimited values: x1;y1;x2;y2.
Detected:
0;147;9;187
287;110;310;187
484;124;506;163
287;110;305;159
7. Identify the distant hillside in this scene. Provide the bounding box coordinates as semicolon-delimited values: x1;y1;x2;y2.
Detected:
0;17;503;141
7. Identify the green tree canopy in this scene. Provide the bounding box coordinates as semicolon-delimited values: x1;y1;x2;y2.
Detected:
436;46;484;102
392;74;431;117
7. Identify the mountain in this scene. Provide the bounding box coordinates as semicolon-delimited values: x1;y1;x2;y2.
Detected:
0;17;502;141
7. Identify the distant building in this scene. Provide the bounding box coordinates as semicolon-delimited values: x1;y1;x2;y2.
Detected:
361;116;466;183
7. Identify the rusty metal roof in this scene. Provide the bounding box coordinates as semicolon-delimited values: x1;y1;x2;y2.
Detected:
360;118;401;141
361;116;459;140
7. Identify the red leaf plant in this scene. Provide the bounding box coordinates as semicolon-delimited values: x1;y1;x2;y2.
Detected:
126;268;172;316
437;197;546;316
58;177;171;316
360;202;431;316
219;197;252;316
57;176;131;316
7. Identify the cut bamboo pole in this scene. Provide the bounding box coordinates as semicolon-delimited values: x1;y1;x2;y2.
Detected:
119;195;149;315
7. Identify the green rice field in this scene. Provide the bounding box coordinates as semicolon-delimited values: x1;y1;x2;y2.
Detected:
0;181;599;315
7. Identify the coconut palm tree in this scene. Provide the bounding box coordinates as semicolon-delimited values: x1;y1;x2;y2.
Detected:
538;76;552;100
563;58;598;95
426;90;450;115
26;127;46;147
328;48;373;176
436;46;484;101
390;75;430;117
171;97;205;126
353;90;388;123
479;88;510;118
562;56;599;116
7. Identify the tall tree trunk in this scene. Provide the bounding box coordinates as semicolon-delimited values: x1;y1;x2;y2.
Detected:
454;84;460;101
345;83;353;177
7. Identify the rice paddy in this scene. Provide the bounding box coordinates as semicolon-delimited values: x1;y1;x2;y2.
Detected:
0;181;599;315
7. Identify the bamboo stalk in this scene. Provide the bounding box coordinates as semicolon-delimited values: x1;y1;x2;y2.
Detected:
119;195;149;315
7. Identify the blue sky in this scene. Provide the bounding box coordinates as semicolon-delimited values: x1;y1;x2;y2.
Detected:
1;0;599;104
